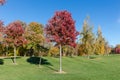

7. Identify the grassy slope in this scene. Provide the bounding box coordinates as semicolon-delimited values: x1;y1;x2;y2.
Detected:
0;55;120;80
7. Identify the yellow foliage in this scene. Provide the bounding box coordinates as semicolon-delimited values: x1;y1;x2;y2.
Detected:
62;45;75;56
25;22;44;44
78;44;85;56
48;47;59;56
94;41;105;55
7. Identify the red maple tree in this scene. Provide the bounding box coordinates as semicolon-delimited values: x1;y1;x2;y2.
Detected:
0;0;5;5
45;10;78;47
5;21;27;64
45;10;78;73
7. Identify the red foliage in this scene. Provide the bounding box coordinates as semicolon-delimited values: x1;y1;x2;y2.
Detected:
45;10;79;47
115;48;120;53
0;0;5;5
5;21;27;46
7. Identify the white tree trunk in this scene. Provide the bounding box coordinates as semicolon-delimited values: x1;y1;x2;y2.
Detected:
59;44;62;73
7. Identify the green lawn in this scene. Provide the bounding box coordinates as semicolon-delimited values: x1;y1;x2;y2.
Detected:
0;55;120;80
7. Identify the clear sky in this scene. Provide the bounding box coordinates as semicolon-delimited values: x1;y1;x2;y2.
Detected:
0;0;120;46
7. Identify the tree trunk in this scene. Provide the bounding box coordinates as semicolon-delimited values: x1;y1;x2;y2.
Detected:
59;44;62;73
39;51;42;68
13;45;16;64
6;45;8;57
86;53;90;59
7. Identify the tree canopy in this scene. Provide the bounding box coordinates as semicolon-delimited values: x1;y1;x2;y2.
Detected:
45;10;78;47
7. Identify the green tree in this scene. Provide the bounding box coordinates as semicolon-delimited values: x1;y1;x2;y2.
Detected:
25;22;44;45
25;22;44;67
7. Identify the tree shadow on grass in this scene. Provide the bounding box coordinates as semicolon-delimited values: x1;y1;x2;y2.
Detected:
4;56;22;59
27;57;52;66
89;56;97;59
0;59;4;65
4;56;21;63
27;57;58;71
45;65;58;72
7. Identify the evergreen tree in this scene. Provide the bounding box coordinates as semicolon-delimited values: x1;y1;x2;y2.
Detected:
94;26;106;55
80;17;94;58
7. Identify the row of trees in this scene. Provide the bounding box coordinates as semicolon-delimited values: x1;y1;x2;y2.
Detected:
0;21;45;62
0;0;112;58
78;17;111;57
0;11;112;72
0;0;112;73
0;13;112;58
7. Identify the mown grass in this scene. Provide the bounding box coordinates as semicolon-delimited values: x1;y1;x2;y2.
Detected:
0;54;120;80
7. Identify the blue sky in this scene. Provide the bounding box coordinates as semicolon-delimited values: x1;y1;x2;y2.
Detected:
0;0;120;46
